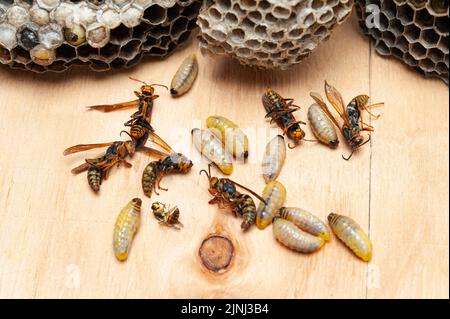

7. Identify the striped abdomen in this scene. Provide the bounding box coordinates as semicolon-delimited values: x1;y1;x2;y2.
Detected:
142;161;160;197
328;213;372;262
113;198;142;261
273;218;325;253
279;207;330;240
235;194;256;231
130;123;147;140
170;54;198;97
307;103;339;148
87;166;102;192
262;89;284;111
256;180;286;229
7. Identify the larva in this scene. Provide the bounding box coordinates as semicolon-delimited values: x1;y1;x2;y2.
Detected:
307;103;339;147
256;180;286;229
278;207;330;241
328;213;372;262
273;218;325;253
206;115;249;159
113;198;142;262
191;128;233;175
170;54;198;97
261;135;286;183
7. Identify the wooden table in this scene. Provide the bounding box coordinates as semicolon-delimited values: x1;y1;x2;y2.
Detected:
0;15;448;298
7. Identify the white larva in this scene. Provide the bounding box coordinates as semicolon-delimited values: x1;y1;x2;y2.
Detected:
191;128;233;175
170;53;198;97
307;103;339;147
273;218;325;253
261;135;286;183
278;207;331;241
113;198;142;262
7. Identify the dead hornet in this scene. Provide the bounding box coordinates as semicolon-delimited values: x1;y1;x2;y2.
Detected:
87;77;168;142
64;139;137;192
310;81;383;160
262;88;311;149
200;164;266;231
140;130;193;198
151;201;183;230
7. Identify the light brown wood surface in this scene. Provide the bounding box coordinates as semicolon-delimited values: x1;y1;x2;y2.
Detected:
0;15;448;298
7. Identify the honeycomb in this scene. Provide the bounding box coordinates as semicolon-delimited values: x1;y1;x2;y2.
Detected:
356;0;449;83
196;0;354;69
0;0;202;72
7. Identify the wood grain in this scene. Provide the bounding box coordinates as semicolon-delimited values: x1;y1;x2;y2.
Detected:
0;14;448;298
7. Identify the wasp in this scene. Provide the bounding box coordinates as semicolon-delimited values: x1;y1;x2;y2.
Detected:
310;81;383;160
140;130;193;198
200;164;265;231
64;78;169;192
65;130;191;194
262;88;308;149
151;201;183;229
64;139;137;192
87;77;167;141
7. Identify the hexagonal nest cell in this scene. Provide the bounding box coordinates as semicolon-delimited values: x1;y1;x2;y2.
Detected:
0;0;202;72
196;0;354;69
356;0;449;84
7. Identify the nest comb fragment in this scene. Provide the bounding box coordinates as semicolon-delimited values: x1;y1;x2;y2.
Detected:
356;0;449;84
196;0;354;69
0;0;202;73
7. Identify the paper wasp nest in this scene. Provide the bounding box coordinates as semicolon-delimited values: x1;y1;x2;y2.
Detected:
356;0;449;83
0;0;202;72
196;0;354;69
